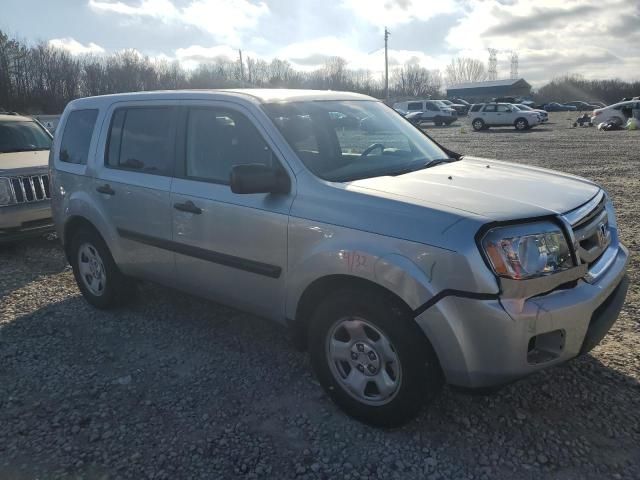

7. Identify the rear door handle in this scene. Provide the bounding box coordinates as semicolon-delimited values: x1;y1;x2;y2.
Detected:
96;184;115;195
173;200;202;214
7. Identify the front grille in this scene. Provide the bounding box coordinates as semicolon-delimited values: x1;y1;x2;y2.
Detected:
570;195;610;267
7;174;51;204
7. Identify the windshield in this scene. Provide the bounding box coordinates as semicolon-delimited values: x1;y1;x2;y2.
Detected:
433;100;447;107
516;104;532;110
0;120;52;154
263;100;449;182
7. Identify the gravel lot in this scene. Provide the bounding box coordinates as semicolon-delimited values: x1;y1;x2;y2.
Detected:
1;112;638;480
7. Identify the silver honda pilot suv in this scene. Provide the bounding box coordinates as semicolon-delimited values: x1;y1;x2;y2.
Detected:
50;89;629;426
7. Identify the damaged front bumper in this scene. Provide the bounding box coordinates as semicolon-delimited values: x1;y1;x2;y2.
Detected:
415;243;629;388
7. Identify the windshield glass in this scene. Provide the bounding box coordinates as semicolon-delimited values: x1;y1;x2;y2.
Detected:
433;100;447;107
263;100;448;182
0;120;52;154
516;104;532;110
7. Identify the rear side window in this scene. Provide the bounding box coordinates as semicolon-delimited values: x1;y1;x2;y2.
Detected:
59;110;98;164
470;104;483;112
407;102;422;111
106;107;175;176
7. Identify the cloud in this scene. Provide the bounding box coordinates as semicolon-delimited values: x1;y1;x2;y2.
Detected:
444;0;640;85
486;4;600;36
48;37;106;55
340;0;457;28
88;0;269;44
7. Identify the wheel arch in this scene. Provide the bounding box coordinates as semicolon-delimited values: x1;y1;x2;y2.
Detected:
62;216;103;262
290;273;434;353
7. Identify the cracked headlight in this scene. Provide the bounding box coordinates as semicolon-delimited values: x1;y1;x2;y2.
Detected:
481;221;574;280
0;177;15;206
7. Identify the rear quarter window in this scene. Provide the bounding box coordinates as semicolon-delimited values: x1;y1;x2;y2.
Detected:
407;102;423;111
59;109;99;164
470;104;483;112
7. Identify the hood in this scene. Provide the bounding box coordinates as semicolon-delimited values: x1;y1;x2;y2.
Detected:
0;150;49;174
349;157;599;221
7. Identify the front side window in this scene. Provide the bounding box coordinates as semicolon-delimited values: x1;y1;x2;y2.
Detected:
0;120;51;154
497;105;511;112
263;100;448;182
106;107;175;176
60;109;98;164
185;108;274;184
407;102;423;111
425;102;439;111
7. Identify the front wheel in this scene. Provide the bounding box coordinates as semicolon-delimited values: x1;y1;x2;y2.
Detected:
308;287;443;427
515;118;529;130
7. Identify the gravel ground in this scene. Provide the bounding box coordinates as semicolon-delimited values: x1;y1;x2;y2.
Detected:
1;112;639;480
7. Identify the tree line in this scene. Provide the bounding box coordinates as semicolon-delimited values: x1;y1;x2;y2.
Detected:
0;30;637;114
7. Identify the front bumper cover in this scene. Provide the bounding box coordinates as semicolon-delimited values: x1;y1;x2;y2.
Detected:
415;244;629;388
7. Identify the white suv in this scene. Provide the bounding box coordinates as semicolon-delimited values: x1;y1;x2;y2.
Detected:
470;103;541;131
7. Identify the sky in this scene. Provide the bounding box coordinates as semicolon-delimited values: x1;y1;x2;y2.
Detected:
1;0;639;87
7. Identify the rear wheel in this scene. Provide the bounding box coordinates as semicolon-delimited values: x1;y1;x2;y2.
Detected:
472;118;485;131
69;228;136;309
514;118;529;130
308;287;443;427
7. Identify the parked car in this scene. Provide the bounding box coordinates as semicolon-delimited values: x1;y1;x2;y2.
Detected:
469;102;541;130
591;100;640;125
590;102;607;108
439;99;469;116
0;113;54;242
51;89;629;427
512;104;548;123
393;99;457;125
564;101;599;112
543;102;578;112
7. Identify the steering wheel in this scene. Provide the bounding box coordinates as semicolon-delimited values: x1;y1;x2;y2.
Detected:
360;143;385;158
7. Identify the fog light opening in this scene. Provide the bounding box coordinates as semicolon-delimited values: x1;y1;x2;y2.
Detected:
527;329;566;365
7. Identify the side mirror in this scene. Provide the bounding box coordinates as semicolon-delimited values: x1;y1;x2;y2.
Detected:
230;163;290;194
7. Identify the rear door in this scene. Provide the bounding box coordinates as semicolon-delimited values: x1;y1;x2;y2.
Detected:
170;103;294;320
481;104;498;124
93;102;178;285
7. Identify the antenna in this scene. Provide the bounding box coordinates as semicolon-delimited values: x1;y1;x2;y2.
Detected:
487;48;498;81
510;51;519;79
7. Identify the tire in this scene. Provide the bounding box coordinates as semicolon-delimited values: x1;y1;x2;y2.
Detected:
308;287;443;427
472;118;485;131
514;118;529;130
69;227;136;309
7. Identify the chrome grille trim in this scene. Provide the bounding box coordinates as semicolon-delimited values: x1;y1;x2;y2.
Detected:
563;190;613;281
564;190;605;226
0;174;51;206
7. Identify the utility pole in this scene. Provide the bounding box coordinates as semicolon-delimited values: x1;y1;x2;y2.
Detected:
238;49;245;83
384;27;390;103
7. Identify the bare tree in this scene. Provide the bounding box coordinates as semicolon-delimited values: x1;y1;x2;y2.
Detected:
392;63;442;98
445;57;487;85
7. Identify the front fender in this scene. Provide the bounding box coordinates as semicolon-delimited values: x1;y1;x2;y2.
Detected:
285;217;452;320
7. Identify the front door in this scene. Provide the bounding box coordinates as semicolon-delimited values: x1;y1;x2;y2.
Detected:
93;103;178;285
170;104;294;321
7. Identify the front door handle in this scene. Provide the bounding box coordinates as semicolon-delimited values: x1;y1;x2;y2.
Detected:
173;200;202;214
96;184;115;195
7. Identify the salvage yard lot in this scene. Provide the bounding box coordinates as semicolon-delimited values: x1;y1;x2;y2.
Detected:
1;112;638;480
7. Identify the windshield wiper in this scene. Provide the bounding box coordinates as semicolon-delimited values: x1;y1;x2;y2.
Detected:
425;157;459;168
0;147;49;153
